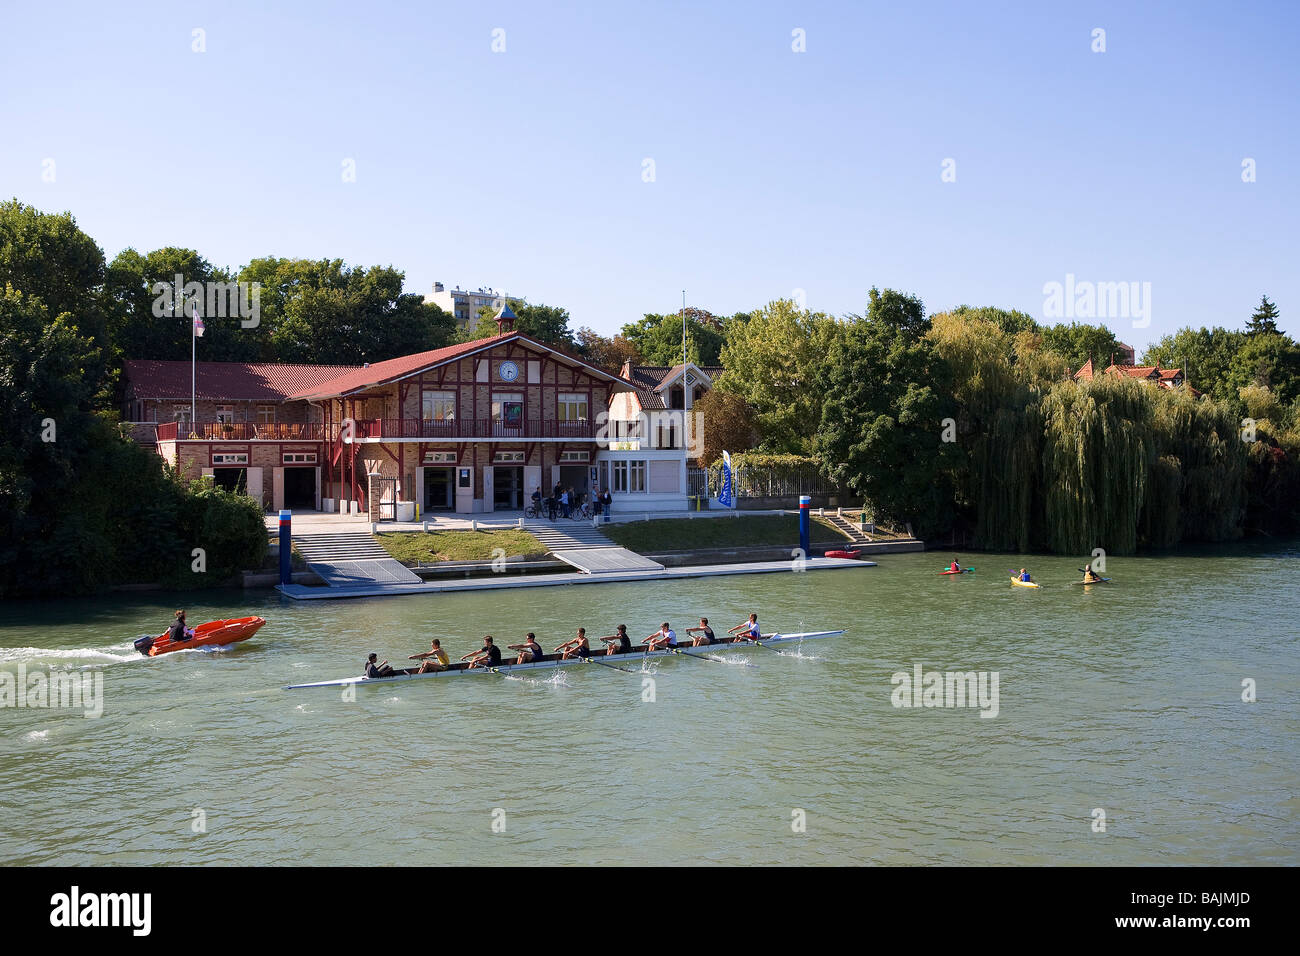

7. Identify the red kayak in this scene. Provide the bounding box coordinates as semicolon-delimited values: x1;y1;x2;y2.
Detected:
939;567;973;575
135;617;267;657
825;550;862;559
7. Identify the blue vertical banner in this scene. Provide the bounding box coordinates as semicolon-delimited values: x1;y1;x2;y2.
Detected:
279;510;292;586
799;495;811;555
718;451;733;508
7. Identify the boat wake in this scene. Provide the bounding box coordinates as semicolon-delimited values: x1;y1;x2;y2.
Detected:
504;670;571;690
0;645;142;668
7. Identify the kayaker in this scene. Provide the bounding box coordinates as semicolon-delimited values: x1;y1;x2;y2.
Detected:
1018;568;1032;583
509;633;546;664
645;623;677;652
728;613;761;641
686;617;716;646
949;559;962;573
599;624;632;656
557;628;592;660
1082;564;1102;584
167;610;196;643
365;653;395;678
410;638;449;674
463;636;502;669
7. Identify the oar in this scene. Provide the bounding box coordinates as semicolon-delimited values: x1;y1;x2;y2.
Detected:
583;656;641;674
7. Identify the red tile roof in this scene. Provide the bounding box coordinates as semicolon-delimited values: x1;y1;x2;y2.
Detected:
287;331;633;400
1073;358;1095;381
123;360;360;401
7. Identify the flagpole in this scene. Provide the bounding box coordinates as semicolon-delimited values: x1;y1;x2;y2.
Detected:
191;300;197;429
681;290;686;367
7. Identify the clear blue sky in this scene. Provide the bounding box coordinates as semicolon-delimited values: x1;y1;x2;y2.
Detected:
3;0;1297;350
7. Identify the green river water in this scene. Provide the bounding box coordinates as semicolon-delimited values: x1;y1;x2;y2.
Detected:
2;544;1297;866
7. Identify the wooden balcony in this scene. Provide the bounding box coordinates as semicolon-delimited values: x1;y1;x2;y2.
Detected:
155;422;325;441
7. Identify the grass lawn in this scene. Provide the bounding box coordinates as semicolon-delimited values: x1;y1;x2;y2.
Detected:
602;514;850;553
376;529;545;563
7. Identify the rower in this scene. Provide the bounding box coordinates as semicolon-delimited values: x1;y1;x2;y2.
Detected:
557;628;592;660
599;624;632;656
167;610;196;643
685;617;715;646
508;632;546;664
728;613;761;642
364;653;395;678
463;636;502;669
645;623;677;652
409;638;450;674
1018;568;1032;583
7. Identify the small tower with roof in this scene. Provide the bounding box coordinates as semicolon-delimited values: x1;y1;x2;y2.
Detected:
494;301;517;335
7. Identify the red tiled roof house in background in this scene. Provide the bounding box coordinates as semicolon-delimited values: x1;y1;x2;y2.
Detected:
124;311;706;515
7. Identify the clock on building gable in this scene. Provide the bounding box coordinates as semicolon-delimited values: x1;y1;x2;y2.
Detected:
499;360;520;382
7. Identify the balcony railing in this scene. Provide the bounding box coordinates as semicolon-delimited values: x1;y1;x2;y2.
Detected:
357;418;599;440
155;422;325;441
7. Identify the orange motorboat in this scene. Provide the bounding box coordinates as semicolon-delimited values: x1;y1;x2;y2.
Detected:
135;616;267;657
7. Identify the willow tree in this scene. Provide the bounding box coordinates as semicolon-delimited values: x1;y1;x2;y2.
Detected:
1038;377;1154;555
1146;387;1246;542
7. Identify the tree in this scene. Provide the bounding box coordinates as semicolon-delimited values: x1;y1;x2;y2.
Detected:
814;290;960;538
461;298;575;349
946;304;1040;337
1141;326;1245;402
692;388;759;466
1227;333;1300;406
716;299;841;455
1246;295;1281;336
239;258;455;365
1039;321;1121;371
574;326;640;371
620;308;726;366
0;200;106;329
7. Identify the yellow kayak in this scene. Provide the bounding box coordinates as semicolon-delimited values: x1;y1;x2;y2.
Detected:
1010;576;1040;588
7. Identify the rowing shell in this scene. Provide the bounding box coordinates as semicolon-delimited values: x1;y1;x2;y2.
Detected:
283;630;845;689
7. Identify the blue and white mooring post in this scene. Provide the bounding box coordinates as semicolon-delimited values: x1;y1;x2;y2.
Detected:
279;510;292;586
799;495;811;555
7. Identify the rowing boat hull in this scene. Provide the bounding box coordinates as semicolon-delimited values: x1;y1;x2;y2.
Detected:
284;630;845;689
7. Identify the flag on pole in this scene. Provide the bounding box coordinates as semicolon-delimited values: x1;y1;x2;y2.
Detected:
718;450;733;507
192;302;205;337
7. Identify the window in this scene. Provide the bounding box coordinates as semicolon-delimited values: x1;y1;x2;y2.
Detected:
174;405;192;428
649;460;679;493
558;392;589;422
216;405;235;424
560;450;589;463
492;393;523;428
422;391;456;421
424;451;457;464
213;453;248;465
494;451;525;463
612;460;646;494
283;452;317;464
256;405;275;425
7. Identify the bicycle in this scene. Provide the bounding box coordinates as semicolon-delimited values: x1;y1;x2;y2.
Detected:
570;502;593;521
524;502;542;519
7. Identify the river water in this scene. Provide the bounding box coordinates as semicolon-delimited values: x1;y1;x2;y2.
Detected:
2;545;1296;866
